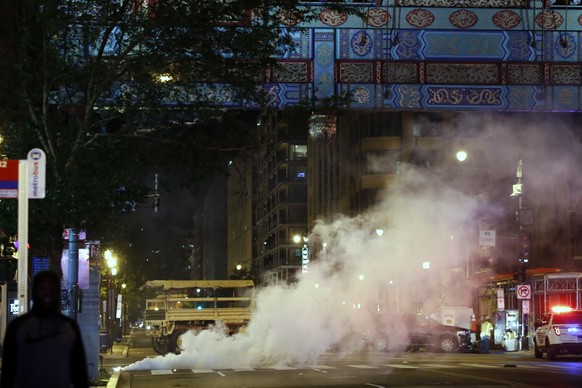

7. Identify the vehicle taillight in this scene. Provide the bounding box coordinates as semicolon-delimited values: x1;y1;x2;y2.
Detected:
552;326;561;336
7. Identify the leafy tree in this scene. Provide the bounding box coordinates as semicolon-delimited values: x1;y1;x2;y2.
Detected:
0;0;344;271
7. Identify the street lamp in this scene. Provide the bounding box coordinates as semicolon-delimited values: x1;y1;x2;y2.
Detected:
454;146;495;277
103;250;119;351
456;150;468;162
119;283;128;335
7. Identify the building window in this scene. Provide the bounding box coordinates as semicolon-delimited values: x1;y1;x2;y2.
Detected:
290;145;307;160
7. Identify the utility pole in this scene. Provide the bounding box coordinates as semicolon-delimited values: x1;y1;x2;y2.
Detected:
511;159;533;350
66;228;79;320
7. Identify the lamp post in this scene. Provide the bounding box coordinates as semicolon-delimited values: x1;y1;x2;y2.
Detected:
510;159;533;351
455;147;495;276
103;250;118;351
120;283;127;336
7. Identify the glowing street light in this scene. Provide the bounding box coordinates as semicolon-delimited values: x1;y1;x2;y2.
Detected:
104;249;117;270
156;73;173;83
103;249;121;347
375;229;384;237
456;150;468;162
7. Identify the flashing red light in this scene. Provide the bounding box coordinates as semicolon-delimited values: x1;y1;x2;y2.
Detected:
551;306;573;313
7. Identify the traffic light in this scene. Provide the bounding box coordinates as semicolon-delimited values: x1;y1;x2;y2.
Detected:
519;231;531;263
514;265;526;283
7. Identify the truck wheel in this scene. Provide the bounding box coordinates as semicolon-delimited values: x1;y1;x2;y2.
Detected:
152;337;168;355
534;340;543;358
169;329;187;355
438;335;458;353
546;339;557;361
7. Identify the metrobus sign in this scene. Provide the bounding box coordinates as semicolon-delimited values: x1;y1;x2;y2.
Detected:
0;149;46;199
0;160;19;198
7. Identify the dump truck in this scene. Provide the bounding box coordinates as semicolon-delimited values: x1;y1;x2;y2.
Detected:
144;279;255;354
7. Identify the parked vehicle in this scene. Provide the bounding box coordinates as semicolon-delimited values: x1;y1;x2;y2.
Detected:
144;279;255;355
364;313;472;353
534;307;582;360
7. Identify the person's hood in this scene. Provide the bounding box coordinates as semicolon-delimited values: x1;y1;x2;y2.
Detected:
30;270;62;317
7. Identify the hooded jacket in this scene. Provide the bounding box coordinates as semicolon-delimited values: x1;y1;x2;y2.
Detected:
1;270;89;388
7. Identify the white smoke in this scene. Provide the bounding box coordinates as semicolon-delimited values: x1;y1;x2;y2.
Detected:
125;165;482;371
125;112;582;371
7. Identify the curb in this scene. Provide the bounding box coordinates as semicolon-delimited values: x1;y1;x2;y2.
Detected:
107;371;121;388
105;344;128;388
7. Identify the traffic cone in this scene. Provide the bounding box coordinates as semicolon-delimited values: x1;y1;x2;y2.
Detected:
471;314;477;332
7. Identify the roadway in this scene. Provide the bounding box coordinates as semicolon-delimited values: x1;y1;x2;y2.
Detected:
106;332;582;387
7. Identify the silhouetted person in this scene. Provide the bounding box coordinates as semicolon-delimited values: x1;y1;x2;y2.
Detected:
1;270;89;388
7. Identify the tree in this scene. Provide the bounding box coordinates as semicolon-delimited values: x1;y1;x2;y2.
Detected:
0;0;337;268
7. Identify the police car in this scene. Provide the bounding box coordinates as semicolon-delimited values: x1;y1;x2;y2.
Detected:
533;306;582;360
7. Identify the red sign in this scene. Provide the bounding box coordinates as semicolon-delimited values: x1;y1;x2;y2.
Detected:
0;160;19;198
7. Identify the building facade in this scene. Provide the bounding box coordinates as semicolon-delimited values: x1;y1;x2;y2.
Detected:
252;111;310;284
269;1;582;113
222;1;582;285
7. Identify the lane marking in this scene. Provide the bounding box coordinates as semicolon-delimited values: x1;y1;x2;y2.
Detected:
233;367;256;372
269;366;297;370
151;370;173;375
420;363;456;368
347;364;379;369
384;363;417;369
191;369;214;374
460;363;498;368
308;365;337;370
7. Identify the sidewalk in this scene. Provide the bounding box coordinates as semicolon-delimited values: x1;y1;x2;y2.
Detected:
92;336;130;388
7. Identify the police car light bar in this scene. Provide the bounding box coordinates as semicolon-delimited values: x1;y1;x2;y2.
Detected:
551;306;573;313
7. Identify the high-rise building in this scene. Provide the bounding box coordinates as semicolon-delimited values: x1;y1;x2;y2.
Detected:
253;111;310;285
226;154;255;278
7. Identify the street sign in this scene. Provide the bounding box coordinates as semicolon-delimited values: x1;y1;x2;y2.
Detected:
479;230;496;247
522;300;530;315
27;148;46;199
301;245;309;273
497;288;505;310
516;284;531;300
0;160;19;198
